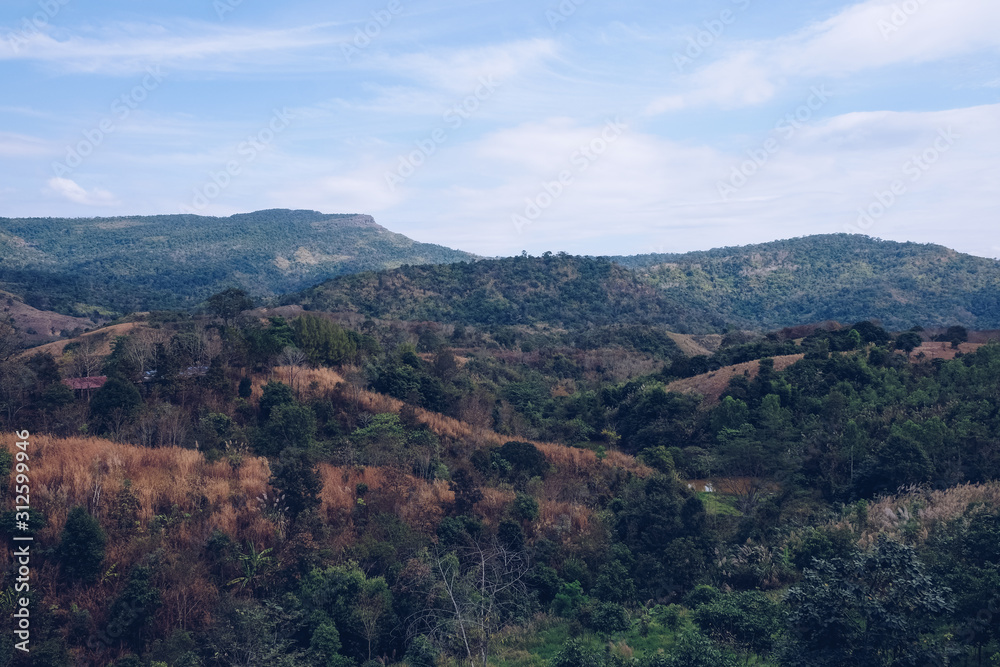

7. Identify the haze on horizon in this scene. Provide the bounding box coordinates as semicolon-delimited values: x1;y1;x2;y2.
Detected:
1;0;998;259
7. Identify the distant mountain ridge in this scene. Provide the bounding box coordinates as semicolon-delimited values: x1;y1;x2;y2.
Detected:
0;209;478;316
293;235;1000;331
610;234;1000;330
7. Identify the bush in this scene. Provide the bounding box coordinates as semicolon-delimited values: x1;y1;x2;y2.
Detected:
404;635;437;667
57;506;107;583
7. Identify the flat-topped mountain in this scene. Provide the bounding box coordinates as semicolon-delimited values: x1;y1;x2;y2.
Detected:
0;209;477;317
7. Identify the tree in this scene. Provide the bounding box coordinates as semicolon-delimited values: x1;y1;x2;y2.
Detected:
89;377;141;435
895;331;923;358
692;590;785;658
227;542;274;594
269;448;322;519
783;536;952;667
292;314;355;367
412;537;530;667
204;597;309;667
0;318;20;361
57;506;107;584
207;288;254;327
944;325;969;348
105;565;162;651
277;346;307;393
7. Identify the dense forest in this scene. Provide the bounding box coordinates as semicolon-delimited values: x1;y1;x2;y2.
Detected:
2;274;1000;666
0;210;477;317
612;234;1000;331
294;236;1000;335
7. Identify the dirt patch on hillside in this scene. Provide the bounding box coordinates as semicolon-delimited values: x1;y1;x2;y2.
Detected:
666;332;723;357
21;322;145;359
2;291;96;346
906;342;983;361
666;354;805;405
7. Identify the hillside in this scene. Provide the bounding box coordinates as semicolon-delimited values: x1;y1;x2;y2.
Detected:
288;253;721;332
290;235;1000;333
0;209;477;317
612;234;1000;330
1;290;96;345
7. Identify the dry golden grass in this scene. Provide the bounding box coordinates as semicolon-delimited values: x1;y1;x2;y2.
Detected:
317;464;453;531
253;365;652;478
538;499;591;540
256;365;347;399
0;432;273;545
906;342;983;362
666;354;804;406
826;482;1000;547
20;321;147;360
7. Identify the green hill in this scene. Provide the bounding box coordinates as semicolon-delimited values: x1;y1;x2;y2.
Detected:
611;234;1000;330
288;253;719;332
0;209;477;317
292;236;1000;332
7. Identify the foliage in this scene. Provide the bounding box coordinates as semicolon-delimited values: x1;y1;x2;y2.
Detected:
783;536;953;667
0;210;476;315
57;506;107;584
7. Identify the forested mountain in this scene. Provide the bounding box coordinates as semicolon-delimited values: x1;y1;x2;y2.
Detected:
292;236;1000;333
289;253;720;332
0;210;477;317
612;234;1000;330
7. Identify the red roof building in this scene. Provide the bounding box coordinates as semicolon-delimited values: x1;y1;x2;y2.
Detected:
62;376;108;391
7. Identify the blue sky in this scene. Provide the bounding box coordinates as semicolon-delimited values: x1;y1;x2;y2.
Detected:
1;0;998;258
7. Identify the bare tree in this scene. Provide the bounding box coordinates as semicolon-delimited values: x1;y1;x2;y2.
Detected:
278;346;307;395
71;334;104;378
410;537;529;667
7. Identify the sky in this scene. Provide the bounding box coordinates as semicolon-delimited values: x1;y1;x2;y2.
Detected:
1;0;998;258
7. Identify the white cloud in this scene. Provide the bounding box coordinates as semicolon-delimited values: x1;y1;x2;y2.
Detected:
365;103;1000;258
0;131;49;156
649;0;1000;113
47;178;119;206
366;39;558;95
0;21;347;74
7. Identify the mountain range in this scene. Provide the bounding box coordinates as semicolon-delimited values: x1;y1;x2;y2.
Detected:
2;209;999;333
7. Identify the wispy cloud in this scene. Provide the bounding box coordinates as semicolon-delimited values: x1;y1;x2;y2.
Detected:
647;0;1000;113
0;21;348;74
47;178;119;206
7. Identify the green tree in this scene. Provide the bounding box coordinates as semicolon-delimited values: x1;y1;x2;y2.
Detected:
57;506;107;584
269;448;323;519
207;287;254;326
292;314;356;366
895;331;923;358
89;377;141;434
105;565;161;651
783;536;952;667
